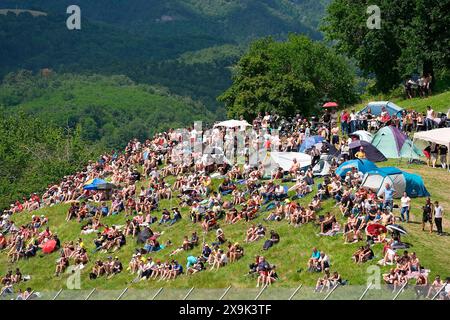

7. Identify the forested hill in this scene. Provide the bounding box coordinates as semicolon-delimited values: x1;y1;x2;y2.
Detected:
0;72;215;148
0;0;330;110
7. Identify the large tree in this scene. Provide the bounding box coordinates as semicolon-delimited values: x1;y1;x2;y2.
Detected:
323;0;450;93
218;34;357;120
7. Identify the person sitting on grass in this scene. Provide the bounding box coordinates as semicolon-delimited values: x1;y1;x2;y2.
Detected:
383;268;400;292
256;256;271;288
315;274;331;293
426;275;443;299
352;244;374;264
210;249;228;271
319;212;336;234
227;242;244;263
55;254;69;276
264;202;283;222
187;257;205;275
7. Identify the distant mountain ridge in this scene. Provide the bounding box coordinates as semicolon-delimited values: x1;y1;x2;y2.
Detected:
0;0;330;111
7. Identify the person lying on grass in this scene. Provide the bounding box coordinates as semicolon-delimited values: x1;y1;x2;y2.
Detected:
169;233;198;256
262;230;280;250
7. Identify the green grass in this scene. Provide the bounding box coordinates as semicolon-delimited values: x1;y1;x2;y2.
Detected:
1;159;449;299
354;90;450;113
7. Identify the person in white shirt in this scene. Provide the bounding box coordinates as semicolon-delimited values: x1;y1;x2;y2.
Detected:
425;106;434;130
400;192;411;222
434;201;444;235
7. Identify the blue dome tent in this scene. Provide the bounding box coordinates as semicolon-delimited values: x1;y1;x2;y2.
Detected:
358;101;404;117
298;136;324;152
335;159;378;177
361;167;429;198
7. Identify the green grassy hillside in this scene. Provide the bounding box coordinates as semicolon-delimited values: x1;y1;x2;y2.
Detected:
1;159;448;298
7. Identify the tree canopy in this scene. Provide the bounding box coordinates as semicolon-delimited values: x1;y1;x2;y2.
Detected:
322;0;450;93
218;34;357;120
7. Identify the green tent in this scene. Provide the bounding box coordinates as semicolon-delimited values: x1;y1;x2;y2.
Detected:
372;126;423;159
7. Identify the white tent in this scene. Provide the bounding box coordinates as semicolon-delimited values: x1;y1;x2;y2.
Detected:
413;128;450;148
350;130;374;143
263;151;312;172
213;119;251;129
312;155;334;176
413;128;450;170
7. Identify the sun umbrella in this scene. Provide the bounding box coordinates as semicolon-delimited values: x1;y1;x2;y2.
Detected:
42;239;57;254
386;224;407;235
323;102;339;108
366;223;387;236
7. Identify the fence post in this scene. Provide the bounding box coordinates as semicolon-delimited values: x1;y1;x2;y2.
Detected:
52;288;63;300
219;286;231;300
183;287;195;300
392;282;408;300
431;281;448;300
324;284;339;300
359;284;372;300
116;287;128;300
152;287;163;300
288;284;302;300
85;288;96;300
254;284;268;300
24;290;35;300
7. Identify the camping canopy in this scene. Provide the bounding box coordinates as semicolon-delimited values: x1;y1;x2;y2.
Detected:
335;159;378;177
413;128;450;169
349;130;374;143
83;178;116;190
359;101;404;116
263;152;312;172
372;126;423;159
348;140;387;162
413;128;450;148
213;119;251;128
299;136;324;152
361;167;430;198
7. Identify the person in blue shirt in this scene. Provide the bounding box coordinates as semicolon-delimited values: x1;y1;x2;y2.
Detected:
383;183;396;211
307;247;321;271
100;202;109;217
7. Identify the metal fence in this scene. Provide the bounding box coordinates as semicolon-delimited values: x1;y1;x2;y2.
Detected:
1;284;446;300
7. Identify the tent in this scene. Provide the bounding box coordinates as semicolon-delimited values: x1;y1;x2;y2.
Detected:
312;155;334;177
213;119;251;129
361;167;430;198
263;152;312;172
348;140;387;162
299;136;324;152
83;178;116;190
358;101;404;117
372;126;423;159
349;130;374;143
335;159;378;177
413;128;450;169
